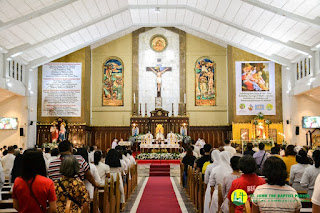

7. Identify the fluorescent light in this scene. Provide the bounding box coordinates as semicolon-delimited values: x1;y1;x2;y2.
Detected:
6;57;12;61
7;83;12;87
308;55;312;58
155;7;160;13
29;91;33;95
11;52;22;57
286;67;290;70
316;43;320;48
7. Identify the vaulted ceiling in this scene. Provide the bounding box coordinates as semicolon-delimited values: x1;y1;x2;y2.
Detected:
0;0;319;69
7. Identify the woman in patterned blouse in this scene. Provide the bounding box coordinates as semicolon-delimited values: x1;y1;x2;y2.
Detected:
54;155;90;213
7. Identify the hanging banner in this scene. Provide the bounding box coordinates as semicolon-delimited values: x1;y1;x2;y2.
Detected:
235;61;275;115
42;63;82;117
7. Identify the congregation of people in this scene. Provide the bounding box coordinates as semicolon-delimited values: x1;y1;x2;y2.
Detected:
181;138;320;213
0;138;136;213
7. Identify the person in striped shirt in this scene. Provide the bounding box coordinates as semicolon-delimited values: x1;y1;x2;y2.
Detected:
47;140;99;188
252;156;301;213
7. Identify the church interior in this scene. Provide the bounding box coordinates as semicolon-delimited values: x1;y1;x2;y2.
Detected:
0;0;320;212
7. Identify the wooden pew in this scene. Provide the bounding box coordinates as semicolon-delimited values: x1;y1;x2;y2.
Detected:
0;209;17;213
197;173;204;213
180;163;184;186
217;184;223;213
2;186;11;192
115;173;121;213
92;188;99;213
109;176;116;213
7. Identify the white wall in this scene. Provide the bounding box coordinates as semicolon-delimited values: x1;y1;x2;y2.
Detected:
0;95;28;148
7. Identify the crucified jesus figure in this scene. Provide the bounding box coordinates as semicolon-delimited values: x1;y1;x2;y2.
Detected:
146;66;172;97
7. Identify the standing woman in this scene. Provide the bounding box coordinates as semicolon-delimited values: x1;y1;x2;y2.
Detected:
13;150;57;213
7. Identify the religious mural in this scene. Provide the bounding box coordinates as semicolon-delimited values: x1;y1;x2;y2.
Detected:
195;56;216;106
102;57;124;106
241;63;269;91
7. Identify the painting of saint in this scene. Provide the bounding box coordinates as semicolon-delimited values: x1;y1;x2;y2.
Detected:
150;35;167;52
102;57;124;106
241;63;269;92
195;57;216;106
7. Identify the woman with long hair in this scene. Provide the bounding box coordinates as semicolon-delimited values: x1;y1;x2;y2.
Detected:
13;150;57;213
282;144;297;181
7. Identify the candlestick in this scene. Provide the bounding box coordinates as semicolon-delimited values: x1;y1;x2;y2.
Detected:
145;103;147;116
184;103;187;116
133;103;136;115
172;103;174;116
139;103;142;116
133;93;136;104
184;93;186;104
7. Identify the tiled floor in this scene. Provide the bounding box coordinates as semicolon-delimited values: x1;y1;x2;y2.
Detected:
123;171;197;213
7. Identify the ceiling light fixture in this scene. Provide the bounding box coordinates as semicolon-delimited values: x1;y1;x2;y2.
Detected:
155;7;160;13
285;67;290;70
308;55;312;58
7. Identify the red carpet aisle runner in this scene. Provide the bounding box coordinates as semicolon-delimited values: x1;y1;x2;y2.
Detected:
136;177;181;213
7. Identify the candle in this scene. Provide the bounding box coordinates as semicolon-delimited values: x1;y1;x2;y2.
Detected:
133;93;136;104
184;93;186;103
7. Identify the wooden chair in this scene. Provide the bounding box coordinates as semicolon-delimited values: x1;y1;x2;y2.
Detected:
197;173;204;213
180;163;184;186
244;200;251;213
65;200;72;213
92;188;99;213
109;176;116;213
217;184;223;213
115;173;121;213
102;179;110;213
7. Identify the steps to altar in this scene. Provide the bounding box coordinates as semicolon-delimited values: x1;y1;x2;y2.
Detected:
149;164;170;176
137;163;180;177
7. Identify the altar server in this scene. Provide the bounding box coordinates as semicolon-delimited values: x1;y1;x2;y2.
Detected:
111;138;118;149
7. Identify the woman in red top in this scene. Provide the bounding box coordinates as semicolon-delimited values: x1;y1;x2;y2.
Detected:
13;150;57;213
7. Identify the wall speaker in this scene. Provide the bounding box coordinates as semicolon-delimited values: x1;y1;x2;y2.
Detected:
286;120;290;124
295;126;300;135
20;128;24;136
30;121;33;125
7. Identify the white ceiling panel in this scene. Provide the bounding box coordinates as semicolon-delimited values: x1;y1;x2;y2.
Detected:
264;43;284;55
60;35;78;49
269;0;287;8
175;9;186;23
52;39;69;52
192;13;202;28
251;10;274;32
223;0;242;22
295;27;319;44
232;2;254;25
7;0;33;17
121;10;133;26
195;0;208;11
113;13;125;29
50;9;74;31
214;0;232;18
18;22;47;42
95;0;111;15
223;27;238;41
73;1;93;23
95;21;109;35
242;6;264;29
167;9;177;23
147;0;157;5
216;24;229;38
158;8;168;23
118;0;128;7
240;33;255;46
130;9;141;23
282;0;304;12
41;13;65;35
205;0;219;14
286;51;299;60
107;0;120;12
256;40;273;53
29;17;55;39
187;0;197;7
260;14;286;36
104;17;116;32
184;10;194;26
199;16;211;31
62;4;83;27
232;30;246;43
208;20;220;35
8;26;37;45
83;0;101;19
305;4;320;19
281;23;309;42
294;0;319;17
69;32;85;46
139;9;149;23
177;0;188;4
0;1;22;21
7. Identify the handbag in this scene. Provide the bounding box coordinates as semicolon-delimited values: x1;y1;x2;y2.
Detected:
57;179;81;207
24;177;46;213
256;151;266;176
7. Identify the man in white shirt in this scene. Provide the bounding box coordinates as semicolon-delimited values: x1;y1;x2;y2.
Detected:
1;146;16;179
223;139;236;156
111;138;118;149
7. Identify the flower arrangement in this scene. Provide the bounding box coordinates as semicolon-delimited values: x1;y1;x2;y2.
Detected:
253;120;258;125
135;152;181;160
42;142;58;149
265;119;272;125
129;134;145;143
256;112;264;120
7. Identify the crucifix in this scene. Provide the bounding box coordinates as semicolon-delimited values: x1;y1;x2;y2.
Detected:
146;64;172;97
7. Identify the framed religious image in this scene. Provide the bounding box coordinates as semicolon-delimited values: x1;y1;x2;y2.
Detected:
241;63;269;91
102;57;124;106
150;34;167;52
195;56;216;106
